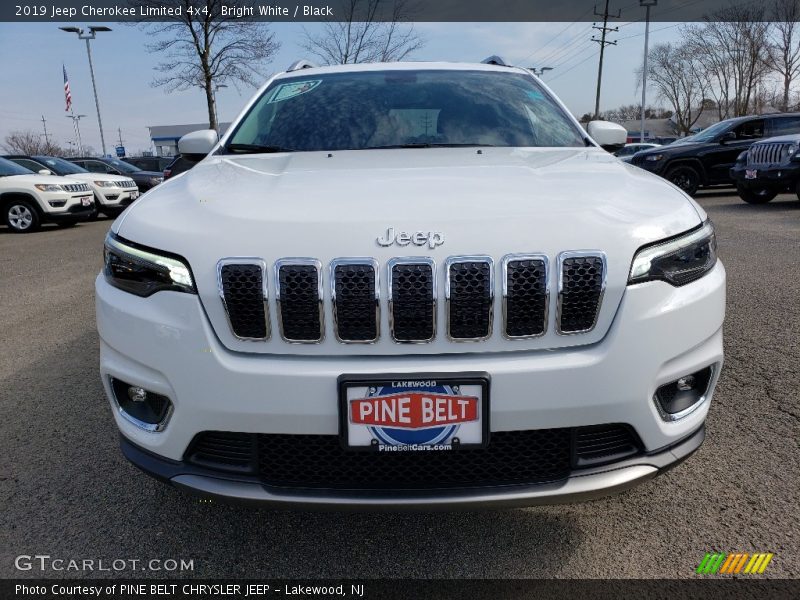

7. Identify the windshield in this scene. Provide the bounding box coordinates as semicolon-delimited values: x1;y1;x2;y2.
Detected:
691;121;734;143
226;69;585;152
33;156;88;175
106;159;140;173
0;157;35;177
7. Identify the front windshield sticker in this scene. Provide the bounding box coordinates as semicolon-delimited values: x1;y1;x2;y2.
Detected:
267;80;321;104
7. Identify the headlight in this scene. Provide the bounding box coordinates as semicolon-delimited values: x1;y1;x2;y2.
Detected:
645;154;664;161
94;180;117;187
628;220;717;287
736;151;748;162
103;233;195;297
34;183;63;191
149;177;163;185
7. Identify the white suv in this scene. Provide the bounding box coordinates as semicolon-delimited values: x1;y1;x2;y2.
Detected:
0;157;94;232
3;155;139;217
96;61;725;508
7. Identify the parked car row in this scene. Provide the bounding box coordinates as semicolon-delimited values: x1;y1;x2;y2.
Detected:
629;112;800;203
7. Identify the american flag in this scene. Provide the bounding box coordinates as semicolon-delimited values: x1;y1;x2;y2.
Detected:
63;64;72;112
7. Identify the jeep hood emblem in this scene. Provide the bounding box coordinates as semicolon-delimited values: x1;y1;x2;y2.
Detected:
377;227;444;249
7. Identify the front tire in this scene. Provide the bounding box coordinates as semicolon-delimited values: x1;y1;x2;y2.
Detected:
5;200;40;233
666;165;701;196
737;183;778;204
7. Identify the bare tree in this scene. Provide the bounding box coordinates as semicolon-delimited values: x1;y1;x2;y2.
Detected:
133;0;280;130
301;0;424;65
3;131;66;156
767;0;800;111
642;42;708;135
684;5;772;118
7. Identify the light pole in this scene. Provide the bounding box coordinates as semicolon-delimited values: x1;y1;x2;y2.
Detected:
65;112;87;155
529;67;553;78
212;84;228;133
60;25;111;156
640;0;657;143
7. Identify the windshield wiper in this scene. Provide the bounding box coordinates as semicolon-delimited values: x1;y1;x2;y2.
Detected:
363;143;497;150
224;143;296;154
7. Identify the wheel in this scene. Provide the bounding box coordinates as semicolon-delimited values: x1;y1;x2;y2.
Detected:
57;219;78;228
5;200;40;233
665;165;701;196
736;183;778;204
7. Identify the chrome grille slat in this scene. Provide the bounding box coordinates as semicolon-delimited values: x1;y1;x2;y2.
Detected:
748;142;792;166
445;256;494;341
330;258;379;343
502;254;549;339
217;259;270;341
275;259;324;343
388;257;436;343
556;252;606;335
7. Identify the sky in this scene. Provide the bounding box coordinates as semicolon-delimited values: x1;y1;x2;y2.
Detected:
0;19;683;155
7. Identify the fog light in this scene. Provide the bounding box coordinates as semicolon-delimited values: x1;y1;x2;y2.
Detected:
110;377;173;432
128;386;147;402
655;366;715;421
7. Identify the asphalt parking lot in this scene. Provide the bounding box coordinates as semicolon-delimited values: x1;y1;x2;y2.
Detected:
0;191;798;579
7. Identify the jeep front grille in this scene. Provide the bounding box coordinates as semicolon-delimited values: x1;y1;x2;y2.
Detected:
63;183;91;193
331;259;379;343
557;253;606;334
748;142;794;166
388;258;436;343
275;259;324;343
216;252;606;345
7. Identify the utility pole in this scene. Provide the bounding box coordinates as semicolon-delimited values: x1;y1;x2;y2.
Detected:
591;0;621;119
40;115;52;146
66;112;86;155
640;0;657;142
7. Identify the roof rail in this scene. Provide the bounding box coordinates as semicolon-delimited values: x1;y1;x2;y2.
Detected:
481;55;507;66
286;59;318;72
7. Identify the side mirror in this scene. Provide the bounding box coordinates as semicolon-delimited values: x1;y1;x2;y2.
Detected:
178;129;219;162
587;120;627;153
720;131;736;144
38;169;52;175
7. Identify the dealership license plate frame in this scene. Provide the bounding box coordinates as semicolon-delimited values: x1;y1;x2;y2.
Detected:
745;169;758;179
338;373;490;452
80;196;92;207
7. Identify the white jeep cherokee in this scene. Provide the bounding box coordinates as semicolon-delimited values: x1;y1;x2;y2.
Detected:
96;61;725;508
0;157;94;232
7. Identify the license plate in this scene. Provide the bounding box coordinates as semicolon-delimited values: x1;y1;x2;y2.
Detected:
339;374;489;451
130;191;139;199
80;196;92;207
745;169;758;179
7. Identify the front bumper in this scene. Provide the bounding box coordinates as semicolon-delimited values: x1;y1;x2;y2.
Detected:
95;187;140;207
96;262;725;507
121;425;704;510
730;162;800;188
46;199;95;222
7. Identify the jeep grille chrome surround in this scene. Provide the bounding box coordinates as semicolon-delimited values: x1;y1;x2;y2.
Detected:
387;257;437;344
501;253;549;339
217;258;270;341
274;258;325;343
215;253;609;344
556;251;607;335
330;258;380;344
445;255;494;341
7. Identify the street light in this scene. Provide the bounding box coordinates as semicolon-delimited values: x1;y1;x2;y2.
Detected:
529;67;553;77
640;0;657;143
60;25;112;156
65;113;87;155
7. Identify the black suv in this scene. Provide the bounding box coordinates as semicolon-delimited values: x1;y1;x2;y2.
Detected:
68;157;163;192
631;113;800;195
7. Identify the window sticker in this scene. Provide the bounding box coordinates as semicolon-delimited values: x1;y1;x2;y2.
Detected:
267;80;322;103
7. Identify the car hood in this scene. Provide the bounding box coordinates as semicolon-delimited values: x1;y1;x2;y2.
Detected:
130;170;162;178
4;174;87;187
67;173;132;184
115;147;705;356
